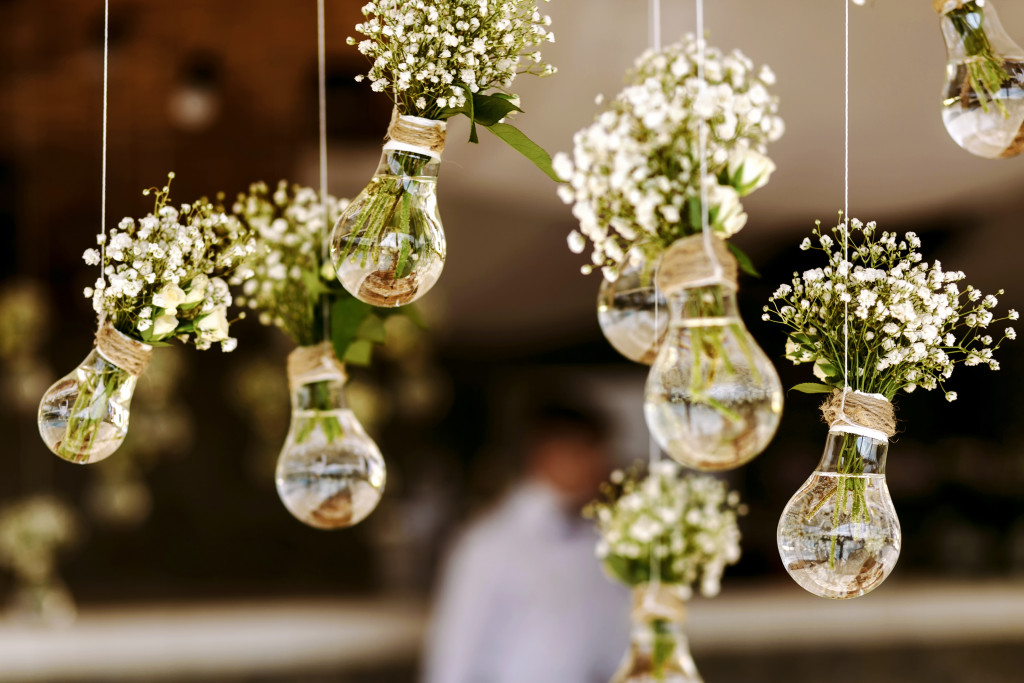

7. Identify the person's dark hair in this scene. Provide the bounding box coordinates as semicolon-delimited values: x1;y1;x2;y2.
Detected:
525;401;609;447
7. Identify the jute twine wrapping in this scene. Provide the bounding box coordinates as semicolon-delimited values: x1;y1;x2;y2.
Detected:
655;234;738;294
287;342;347;391
631;584;688;624
933;0;963;14
820;389;896;439
387;109;446;157
95;322;152;377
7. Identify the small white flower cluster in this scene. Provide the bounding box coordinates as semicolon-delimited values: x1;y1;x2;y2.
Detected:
82;176;254;352
585;460;743;598
349;0;555;119
764;217;1016;400
556;35;784;281
230;181;345;347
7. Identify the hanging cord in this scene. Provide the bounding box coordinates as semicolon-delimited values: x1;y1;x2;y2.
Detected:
695;0;725;284
318;0;331;345
840;0;852;418
644;0;664;608
98;0;110;309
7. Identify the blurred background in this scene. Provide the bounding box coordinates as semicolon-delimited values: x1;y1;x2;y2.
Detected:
1;0;1024;681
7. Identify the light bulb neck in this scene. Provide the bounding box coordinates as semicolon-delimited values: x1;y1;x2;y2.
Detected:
939;0;1024;61
378;145;443;178
817;430;889;476
667;284;741;326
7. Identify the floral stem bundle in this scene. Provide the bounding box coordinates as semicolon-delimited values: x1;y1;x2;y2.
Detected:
586;461;744;680
38;175;254;464
940;0;1010;117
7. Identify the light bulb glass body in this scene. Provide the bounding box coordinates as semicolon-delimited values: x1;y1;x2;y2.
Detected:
939;0;1024;158
644;285;783;471
598;249;668;365
330;147;445;307
612;588;702;683
778;430;901;600
37;347;140;464
275;362;386;530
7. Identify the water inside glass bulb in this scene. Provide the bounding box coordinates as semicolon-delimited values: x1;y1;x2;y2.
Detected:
275;373;386;530
37;348;139;465
330;148;446;307
777;430;901;600
939;0;1024;158
597;249;668;365
644;286;783;471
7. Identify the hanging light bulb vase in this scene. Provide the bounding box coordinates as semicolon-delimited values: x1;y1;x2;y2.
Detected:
936;0;1024;158
330;111;446;308
644;235;783;471
37;323;152;465
598;247;668;365
276;343;386;530
777;389;901;600
612;584;702;683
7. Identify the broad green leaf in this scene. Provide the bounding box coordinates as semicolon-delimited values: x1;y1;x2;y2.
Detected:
484;122;562;182
343;339;374;366
356;313;388;344
789;383;835;394
331;296;372;360
727;242;761;278
471;93;522;126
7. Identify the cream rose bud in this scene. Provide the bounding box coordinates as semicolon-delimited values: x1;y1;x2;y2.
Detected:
152;283;187;311
182;274;209;305
196;306;230;342
708;184;747;237
726;148;776;196
152;312;179;339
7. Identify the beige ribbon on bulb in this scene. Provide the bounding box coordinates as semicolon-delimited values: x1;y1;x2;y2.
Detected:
95;322;153;376
286;342;347;391
386;108;447;157
655;233;738;295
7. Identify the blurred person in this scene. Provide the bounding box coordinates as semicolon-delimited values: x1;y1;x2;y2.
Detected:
422;404;630;683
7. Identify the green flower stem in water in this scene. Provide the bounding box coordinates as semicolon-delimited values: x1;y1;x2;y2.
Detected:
295;379;345;446
650;619;677;681
805;432;870;570
59;362;131;463
949;2;1010;117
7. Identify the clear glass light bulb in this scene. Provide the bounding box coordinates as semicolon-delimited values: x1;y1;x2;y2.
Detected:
612;587;701;683
37;334;147;465
938;0;1024;158
778;429;901;600
330;147;446;308
598;248;668;365
644;284;783;471
275;357;386;530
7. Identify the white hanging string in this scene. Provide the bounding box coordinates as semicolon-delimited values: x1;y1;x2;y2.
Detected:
318;0;331;344
696;0;724;284
842;0;851;396
649;0;662;52
99;0;111;300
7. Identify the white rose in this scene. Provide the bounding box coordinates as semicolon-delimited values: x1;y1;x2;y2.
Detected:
152;312;179;339
196;306;230;342
726;148;776;196
152;283;187;312
183;274;209;305
707;184;747;237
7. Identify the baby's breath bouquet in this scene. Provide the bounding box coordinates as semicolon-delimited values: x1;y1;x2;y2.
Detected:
766;216;1016;597
557;34;784;280
331;0;559;308
586;460;743;681
38;175;254;465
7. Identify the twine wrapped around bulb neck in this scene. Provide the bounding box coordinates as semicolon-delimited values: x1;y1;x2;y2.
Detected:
287;342;347;391
933;0;964;14
655;233;738;294
631;584;688;624
820;389;896;439
95;322;152;377
386;108;447;157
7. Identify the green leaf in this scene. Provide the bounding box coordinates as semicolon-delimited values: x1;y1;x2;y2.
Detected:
483;122;562;182
343;339;374;366
727;242;761;278
790;382;835;394
471;93;522;126
355;314;388;344
331;296;372;360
